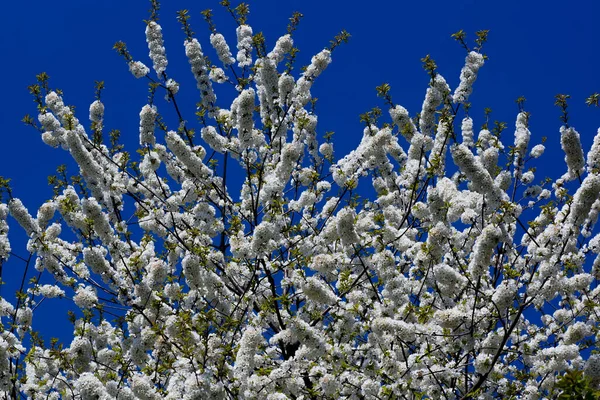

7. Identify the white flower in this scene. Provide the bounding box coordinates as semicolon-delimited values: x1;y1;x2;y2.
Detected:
251;221;278;254
584;354;600;380
319;143;333;158
268;34;293;64
305;49;331;79
451;143;507;209
453;51;485;104
210;33;235;65
0;204;10;261
128;61;150;78
73;285;98;309
521;170;535;184
139;104;157;146
185;38;216;114
82;197;114;244
372;317;416;342
209;67;227;83
513;112;530;178
166;78;179;95
469;224;502;278
563;321;591;344
76;373;108;400
234;326;263;382
37;284;65;298
561;125;585;180
461;117;474;148
569;174;600;227
336;207;359;247
587;128;600;172
302;276;337;305
436;307;467;329
491;280;517;311
434;263;466;297
530;144;545;158
8;198;38;237
420;75;450;136
236;89;255;150
165;131;212;180
390;105;417;140
66;130;105;195
83;246;111;277
182;253;202;290
201;126;228;153
89;100;104;125
278;73;295;104
289;190;317;212
146;21;168;75
236;25;253;67
36;201;56;228
524;185;542;198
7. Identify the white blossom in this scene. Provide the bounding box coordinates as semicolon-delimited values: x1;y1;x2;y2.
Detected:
210;33;235;65
236;89;255;150
451;143;507;209
129;61;150;78
461;116;475;148
420;75;450;136
234;327;263;383
453;51;485;104
336;207;359;247
469;224;502;278
3;6;600;399
36;284;65;298
76;373;109;400
268;34;293;64
561;125;585;180
146;21;168;75
89;100;104;128
139;104;157;146
587;128;600;172
165;131;212;180
185;38;216;114
166;78;179;95
236;25;253;67
73;285;98;309
584;354;600;381
390;105;417;140
8;198;38;237
530;144;545;158
201;126;228;153
513;112;530;178
302;276;337;305
0;204;10;261
209;67;227;83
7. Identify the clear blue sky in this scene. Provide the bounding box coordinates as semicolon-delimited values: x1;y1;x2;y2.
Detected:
1;0;599;343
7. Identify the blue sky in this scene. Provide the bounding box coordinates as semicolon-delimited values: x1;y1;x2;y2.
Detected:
1;0;599;343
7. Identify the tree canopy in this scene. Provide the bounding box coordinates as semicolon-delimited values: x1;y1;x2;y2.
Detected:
1;1;600;399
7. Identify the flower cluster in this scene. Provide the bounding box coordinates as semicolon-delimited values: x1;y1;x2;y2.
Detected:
139;104;158;146
210;33;235;66
89;100;104;130
128;60;150;78
453;51;485;104
268;34;293;64
145;21;168;75
561;125;585;180
185;38;216;114
0;204;9;261
236;25;253;67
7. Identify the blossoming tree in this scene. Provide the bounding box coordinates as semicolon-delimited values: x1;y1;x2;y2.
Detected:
1;1;600;399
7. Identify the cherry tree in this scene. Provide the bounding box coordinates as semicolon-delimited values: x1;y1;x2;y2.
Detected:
1;1;600;399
